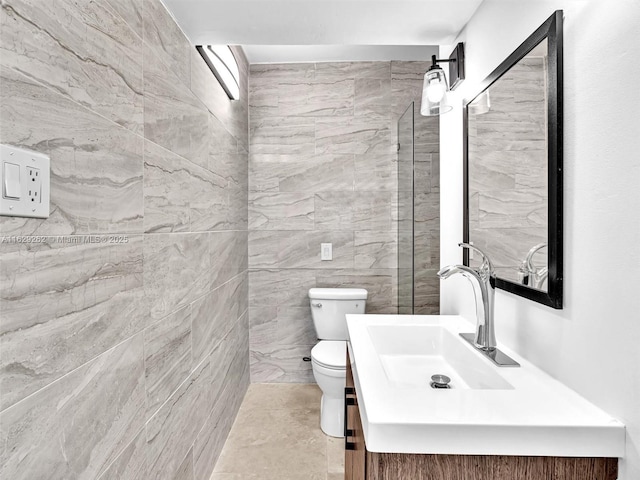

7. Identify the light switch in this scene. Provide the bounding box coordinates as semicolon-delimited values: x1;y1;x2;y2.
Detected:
321;243;333;261
0;144;50;218
3;162;21;199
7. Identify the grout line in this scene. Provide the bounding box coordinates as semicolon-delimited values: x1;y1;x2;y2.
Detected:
4;54;246;182
144;344;211;427
1;268;249;415
94;425;146;480
0;330;145;414
147;268;248;332
142;229;249;237
101;0;143;43
146;302;250;424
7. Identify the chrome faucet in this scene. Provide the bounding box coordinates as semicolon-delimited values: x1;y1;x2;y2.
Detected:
437;243;519;367
438;243;496;351
518;243;548;289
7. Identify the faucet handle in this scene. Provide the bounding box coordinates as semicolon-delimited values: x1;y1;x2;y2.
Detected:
459;243;495;277
524;242;547;273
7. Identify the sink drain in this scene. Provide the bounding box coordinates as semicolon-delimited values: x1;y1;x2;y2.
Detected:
430;374;451;389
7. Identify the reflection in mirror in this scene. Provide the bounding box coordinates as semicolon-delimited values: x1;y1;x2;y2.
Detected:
463;10;563;309
467;38;549;291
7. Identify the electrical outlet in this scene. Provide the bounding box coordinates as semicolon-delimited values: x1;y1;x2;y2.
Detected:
0;144;50;218
27;167;41;204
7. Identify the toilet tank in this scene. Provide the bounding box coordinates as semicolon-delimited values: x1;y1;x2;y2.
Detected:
308;288;368;340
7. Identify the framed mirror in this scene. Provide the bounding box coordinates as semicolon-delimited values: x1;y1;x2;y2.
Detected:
463;11;563;308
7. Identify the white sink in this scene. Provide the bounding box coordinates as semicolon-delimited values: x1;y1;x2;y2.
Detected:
346;314;625;458
367;324;512;390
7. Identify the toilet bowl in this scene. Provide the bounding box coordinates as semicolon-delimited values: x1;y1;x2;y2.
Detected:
311;341;346;437
308;288;367;437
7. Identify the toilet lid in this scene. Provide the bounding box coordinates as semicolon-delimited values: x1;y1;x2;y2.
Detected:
311;341;346;370
308;288;367;300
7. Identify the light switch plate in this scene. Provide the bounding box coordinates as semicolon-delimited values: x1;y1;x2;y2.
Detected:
1;144;50;218
321;242;332;261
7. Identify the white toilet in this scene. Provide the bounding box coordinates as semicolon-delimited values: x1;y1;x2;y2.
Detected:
308;287;368;437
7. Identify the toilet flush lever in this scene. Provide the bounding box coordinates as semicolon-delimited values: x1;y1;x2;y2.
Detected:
311;302;322;308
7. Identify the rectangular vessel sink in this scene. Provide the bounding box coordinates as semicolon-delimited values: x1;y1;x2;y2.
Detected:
367;324;513;390
346;314;625;457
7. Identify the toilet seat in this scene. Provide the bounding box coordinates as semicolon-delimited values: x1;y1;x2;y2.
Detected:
311;341;346;370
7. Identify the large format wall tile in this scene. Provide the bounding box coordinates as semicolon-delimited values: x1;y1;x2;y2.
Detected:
354;153;397;191
143;140;221;233
314;192;393;231
249;306;316;350
0;66;144;236
195;315;249;479
354;231;397;269
1;0;249;478
250;116;316;155
354;78;391;117
248;61;439;381
144;306;191;419
143;232;211;322
0;335;145;480
96;428;147;480
192;168;248;232
0;237;145;410
250;154;355;193
249;269;317;309
145;360;210;480
210;231;249;288
209;314;249;408
144;49;209;168
143;233;211;319
192;272;248;366
249;192;315;230
142;0;190;86
173;450;194;480
210;114;239;155
249;231;354;269
315;62;390;80
278;78;354;117
251;63;315;83
250;344;315;383
1;0;144;134
315;117;391;155
106;0;143;38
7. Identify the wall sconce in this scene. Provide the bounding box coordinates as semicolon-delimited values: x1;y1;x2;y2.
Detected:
196;45;240;100
420;43;465;116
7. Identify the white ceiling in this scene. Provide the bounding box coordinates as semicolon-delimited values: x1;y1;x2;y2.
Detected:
239;45;439;64
162;0;484;63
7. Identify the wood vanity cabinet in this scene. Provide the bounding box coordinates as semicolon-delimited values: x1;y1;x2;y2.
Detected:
344;352;618;480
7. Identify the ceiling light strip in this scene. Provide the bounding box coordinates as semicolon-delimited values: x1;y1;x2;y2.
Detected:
196;45;240;100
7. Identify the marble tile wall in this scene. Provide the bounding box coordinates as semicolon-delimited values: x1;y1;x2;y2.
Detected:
248;61;440;382
0;1;249;479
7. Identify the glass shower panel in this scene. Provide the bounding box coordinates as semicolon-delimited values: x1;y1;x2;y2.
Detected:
397;103;414;314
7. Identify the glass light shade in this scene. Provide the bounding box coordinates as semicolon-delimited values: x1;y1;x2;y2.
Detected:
469;90;491;115
420;67;453;116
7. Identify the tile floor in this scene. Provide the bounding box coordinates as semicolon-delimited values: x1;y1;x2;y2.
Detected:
210;384;344;480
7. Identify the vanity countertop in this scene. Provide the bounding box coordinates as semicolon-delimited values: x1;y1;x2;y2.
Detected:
346;314;625;457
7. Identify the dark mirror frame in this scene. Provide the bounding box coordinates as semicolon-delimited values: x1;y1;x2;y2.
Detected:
463;10;563;309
